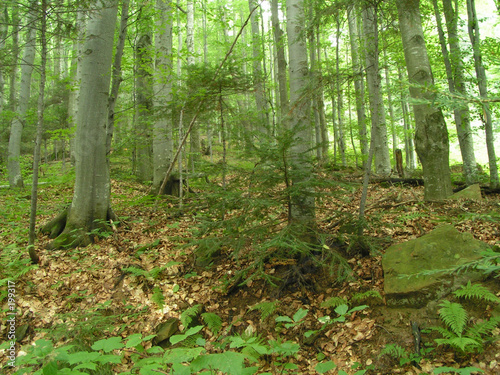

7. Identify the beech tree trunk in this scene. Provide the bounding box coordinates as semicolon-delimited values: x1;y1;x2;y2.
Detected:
362;3;391;176
153;0;174;193
397;0;453;200
271;0;288;131
347;4;368;165
7;3;36;188
287;0;315;231
466;0;499;188
436;0;478;185
46;0;118;249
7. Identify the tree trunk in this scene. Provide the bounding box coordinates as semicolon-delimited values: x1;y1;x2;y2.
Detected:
28;0;47;265
396;0;453;200
436;0;478;185
0;3;8;113
466;0;499;188
46;0;118;249
249;0;268;135
271;0;288;131
135;22;154;182
287;0;315;233
187;0;200;171
7;3;36;188
153;0;174;194
335;14;346;167
362;3;391;176
347;4;368;166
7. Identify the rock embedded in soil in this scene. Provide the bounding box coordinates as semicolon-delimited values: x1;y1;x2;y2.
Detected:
382;224;489;307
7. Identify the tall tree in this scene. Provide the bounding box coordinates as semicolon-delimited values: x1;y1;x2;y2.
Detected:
153;0;174;193
271;0;288;130
287;0;315;232
46;0;119;249
434;0;478;185
396;0;453;200
466;0;499;188
362;2;391;176
249;0;268;135
347;4;368;166
7;2;37;188
135;6;154;181
0;3;8;113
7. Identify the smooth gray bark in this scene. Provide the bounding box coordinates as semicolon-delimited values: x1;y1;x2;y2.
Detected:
362;4;391;176
287;0;315;230
48;0;118;249
436;0;478;185
7;4;36;188
153;0;174;193
0;4;7;113
135;28;154;181
466;0;499;188
347;4;368;164
249;0;268;135
271;0;288;130
187;0;200;170
397;0;453;200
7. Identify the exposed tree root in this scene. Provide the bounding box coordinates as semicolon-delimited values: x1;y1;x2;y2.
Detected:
42;207;118;250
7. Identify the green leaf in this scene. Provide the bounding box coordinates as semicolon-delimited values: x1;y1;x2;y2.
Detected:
94;354;122;364
275;316;294;323
170;325;204;345
66;351;100;364
91;337;124;353
293;308;308;322
173;284;180;293
334;304;349;316
315;361;337;373
125;333;144;348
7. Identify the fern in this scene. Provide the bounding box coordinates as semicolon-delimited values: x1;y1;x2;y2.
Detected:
379;343;406;359
453;281;500;304
151;287;165;310
250;301;279;321
438;301;468;336
465;316;500;341
201;312;222;335
181;304;202;328
435;336;481;353
320;296;347;309
351;290;383;303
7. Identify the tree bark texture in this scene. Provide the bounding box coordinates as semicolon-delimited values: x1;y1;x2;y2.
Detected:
397;0;453;200
362;4;391;176
153;0;174;193
437;0;478;185
7;4;36;188
286;0;315;231
466;0;499;188
47;0;118;249
347;4;368;164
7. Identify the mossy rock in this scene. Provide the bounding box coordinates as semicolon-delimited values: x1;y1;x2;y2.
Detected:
382;224;488;307
448;183;482;200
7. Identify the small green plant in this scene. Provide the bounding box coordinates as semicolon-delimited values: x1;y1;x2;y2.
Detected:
249;300;279;321
433;366;484;374
432;299;500;353
379;343;430;367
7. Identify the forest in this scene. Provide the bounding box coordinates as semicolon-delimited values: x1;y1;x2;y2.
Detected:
1;0;500;373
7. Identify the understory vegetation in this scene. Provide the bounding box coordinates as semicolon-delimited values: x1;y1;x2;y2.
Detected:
1;156;499;374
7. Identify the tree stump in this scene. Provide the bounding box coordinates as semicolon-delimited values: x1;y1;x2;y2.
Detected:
395;149;405;178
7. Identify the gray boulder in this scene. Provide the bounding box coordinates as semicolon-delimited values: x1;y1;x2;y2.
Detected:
382;225;488;307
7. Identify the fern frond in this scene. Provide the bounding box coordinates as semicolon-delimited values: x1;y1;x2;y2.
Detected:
250;301;279;321
438;301;467;336
201;312;222;335
320;297;347;309
465;317;500;341
436;336;481;352
431;326;456;339
151;287;165;310
351;290;383;303
454;282;500;304
379;343;406;359
181;304;202;328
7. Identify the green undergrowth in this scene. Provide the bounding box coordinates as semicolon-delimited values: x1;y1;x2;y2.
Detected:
1;303;372;375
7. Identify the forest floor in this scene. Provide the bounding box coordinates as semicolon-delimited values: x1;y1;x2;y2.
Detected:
1;163;500;374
